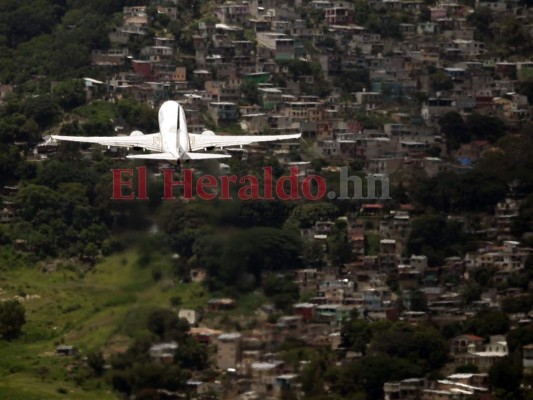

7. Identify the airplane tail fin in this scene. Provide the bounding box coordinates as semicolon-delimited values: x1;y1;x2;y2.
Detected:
182;152;231;160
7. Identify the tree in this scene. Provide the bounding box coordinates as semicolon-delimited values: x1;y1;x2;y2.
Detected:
147;309;190;341
507;323;533;354
22;95;61;129
263;274;300;312
369;322;449;372
333;68;370;96
461;282;482;305
174;337;209;370
53;79;86;110
331;355;422;399
341;310;372;354
439;111;469;151
216;227;302;291
0;300;26;340
288;202;341;229
464;310;510;338
300;360;326;397
303;239;325;268
467;7;494;41
455;364;479;373
328;219;352;266
407;214;471;266
410;289;428;311
466;113;505;143
87;351;105;376
430;70;453;91
499;15;532;56
241;80;260;105
489;358;523;395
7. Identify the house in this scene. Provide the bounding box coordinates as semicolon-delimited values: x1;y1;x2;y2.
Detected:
178;309;201;326
0;208;14;223
217;332;242;370
208;298;236;311
56;345;77;356
454;336;508;372
190;327;223;345
149;341;178;364
495;198;520;241
324;7;353;25
216;2;249;24
208;102;239;125
293;303;316;322
384;378;425;400
450;334;484;355
523;344;533;368
256;32;295;61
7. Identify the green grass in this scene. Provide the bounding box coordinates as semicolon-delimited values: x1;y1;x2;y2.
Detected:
72;101;118;123
0;373;117;400
0;248;211;399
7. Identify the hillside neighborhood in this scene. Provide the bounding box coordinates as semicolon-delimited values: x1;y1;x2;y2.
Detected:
0;0;533;399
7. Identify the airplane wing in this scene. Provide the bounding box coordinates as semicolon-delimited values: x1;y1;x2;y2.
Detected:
188;132;301;152
126;152;177;160
51;133;163;152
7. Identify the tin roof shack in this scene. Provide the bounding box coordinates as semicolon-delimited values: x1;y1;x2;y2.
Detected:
56;345;78;356
149;341;178;364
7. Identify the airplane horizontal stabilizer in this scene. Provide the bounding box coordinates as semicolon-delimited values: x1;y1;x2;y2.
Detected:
182;152;232;160
126;152;177;160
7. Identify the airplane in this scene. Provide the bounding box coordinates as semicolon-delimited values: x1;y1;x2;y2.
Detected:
51;100;301;161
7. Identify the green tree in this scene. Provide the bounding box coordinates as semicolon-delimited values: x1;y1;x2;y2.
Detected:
430;70;453;91
507;323;533;353
369;322;449;372
53;79;86;110
263;274;300;312
288;202;341;229
466;113;506;143
218;228;302;290
147;309;190;341
328;219;352;266
330;355;422;399
0;300;26;340
333;68;370;96
489;358;523;396
464;309;510;338
455;364;480;373
341;310;372;354
407;214;471;266
439;111;470;151
467;7;493;41
174;336;209;370
23;95;61;128
87;351;105;376
410;289;428;311
241;80;261;105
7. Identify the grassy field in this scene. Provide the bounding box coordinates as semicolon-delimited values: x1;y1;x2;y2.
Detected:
0;249;211;399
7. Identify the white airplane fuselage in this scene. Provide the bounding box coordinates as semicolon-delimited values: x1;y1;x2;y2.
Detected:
158;100;189;158
50;100;301;161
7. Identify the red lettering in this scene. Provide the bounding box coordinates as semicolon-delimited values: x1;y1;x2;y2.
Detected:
238;175;260;200
196;175;218;200
302;175;327;200
275;167;301;200
163;168;193;200
111;169;135;200
263;166;274;200
137;166;148;200
220;175;237;200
